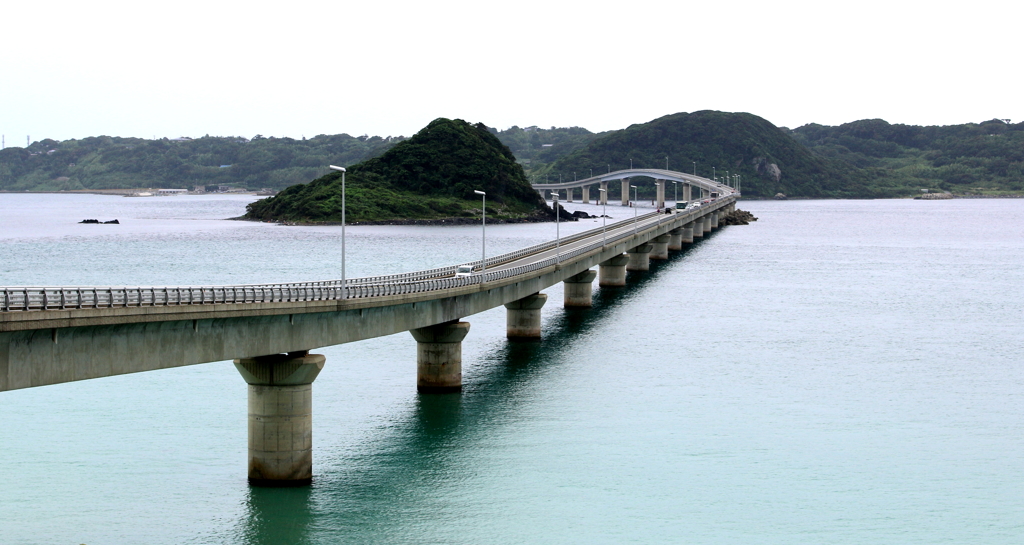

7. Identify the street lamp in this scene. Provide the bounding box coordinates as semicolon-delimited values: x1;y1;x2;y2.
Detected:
692;161;696;176
672;181;679;207
631;184;638;234
474;190;486;274
666;156;669;170
552;192;561;263
328;165;346;299
598;188;607;244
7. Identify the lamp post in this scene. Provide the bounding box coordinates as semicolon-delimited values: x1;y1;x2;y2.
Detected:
666;156;669;170
693;161;696;176
328;165;346;299
598;188;607;244
474;190;486;274
553;192;561;263
672;181;678;207
631;184;638;234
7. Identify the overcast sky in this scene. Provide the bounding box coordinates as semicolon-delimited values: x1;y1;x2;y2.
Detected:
3;0;1019;145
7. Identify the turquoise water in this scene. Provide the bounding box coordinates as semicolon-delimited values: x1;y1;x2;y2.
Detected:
1;195;1023;544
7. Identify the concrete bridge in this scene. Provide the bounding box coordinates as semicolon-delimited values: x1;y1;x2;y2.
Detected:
532;168;733;209
1;180;739;486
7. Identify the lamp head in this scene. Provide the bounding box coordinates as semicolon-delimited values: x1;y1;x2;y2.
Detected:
329;165;346;172
474;190;486;196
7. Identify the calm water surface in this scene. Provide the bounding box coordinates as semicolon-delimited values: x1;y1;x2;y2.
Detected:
1;194;1022;544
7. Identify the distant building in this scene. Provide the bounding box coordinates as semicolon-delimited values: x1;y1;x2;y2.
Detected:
157;188;188;196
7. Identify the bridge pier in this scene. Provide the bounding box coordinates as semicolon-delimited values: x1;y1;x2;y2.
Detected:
600;181;608;205
410;321;470;393
566;187;573;202
599;254;629;286
711;212;719;229
650;235;670;260
703;215;713;234
668;228;684;251
626;244;653;271
683;183;691;202
692;218;704;239
656;180;665;210
234;351;325;487
581;185;590;204
504;293;547;339
621;179;630;206
563;269;597;307
681;222;695;244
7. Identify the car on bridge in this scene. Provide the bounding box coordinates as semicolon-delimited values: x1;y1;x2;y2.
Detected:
455;265;475;277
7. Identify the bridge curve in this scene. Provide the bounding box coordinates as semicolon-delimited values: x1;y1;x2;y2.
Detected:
531;168;736;208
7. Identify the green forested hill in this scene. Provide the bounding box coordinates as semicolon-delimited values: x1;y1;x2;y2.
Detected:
243;118;548;223
540;111;884;199
0;133;405;191
789;118;1024;194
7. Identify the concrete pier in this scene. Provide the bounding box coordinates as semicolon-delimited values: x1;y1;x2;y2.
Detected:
626;244;653;271
668;228;684;251
599;181;608;205
563;269;597;308
410;321;470;393
711;212;719;229
650;235;670;260
566;187;574;202
581;185;590;204
599;254;629;287
681;223;695;244
621;179;630;206
703;215;712;234
692;218;704;238
234;351;325;487
504;293;547;339
656;180;665;209
683;183;691;202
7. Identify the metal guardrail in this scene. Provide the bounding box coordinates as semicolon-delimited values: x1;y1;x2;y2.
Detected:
1;199;732;313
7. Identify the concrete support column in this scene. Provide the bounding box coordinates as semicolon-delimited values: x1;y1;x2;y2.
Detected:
566;187;574;202
656;180;665;209
538;189;546;201
683;183;691;202
599;253;629;287
681;222;695;244
581;185;590;204
702;215;712;234
626;244;653;271
668;228;684;251
711;212;719;229
692;218;704;238
410;321;470;393
234;351;325;487
599;181;608;205
621;178;631;206
650;235;670;260
563;269;597;308
504;293;547;339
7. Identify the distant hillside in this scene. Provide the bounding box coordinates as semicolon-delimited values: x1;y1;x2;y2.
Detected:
789;118;1024;194
493;126;607;179
0;133;405;192
539;111;890;199
244;118;549;223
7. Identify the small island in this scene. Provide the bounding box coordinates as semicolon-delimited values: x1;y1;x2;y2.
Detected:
243;118;552;224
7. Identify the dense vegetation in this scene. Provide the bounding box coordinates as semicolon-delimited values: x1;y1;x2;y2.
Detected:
0;133;405;191
789;118;1024;194
243;118;548;223
4;112;1021;200
541;111;876;199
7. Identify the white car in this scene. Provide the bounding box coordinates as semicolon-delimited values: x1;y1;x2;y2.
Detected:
455;265;475;278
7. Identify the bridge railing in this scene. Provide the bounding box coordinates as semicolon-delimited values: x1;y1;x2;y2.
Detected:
2;199;732;312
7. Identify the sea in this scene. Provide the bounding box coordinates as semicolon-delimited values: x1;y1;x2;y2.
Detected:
1;193;1022;544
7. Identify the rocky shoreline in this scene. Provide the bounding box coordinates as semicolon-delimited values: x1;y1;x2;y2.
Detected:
719;209;758;226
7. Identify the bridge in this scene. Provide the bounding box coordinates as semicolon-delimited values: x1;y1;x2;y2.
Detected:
1;171;739;486
531;168;734;209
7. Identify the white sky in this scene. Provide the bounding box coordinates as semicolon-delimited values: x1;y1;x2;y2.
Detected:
2;0;1019;144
